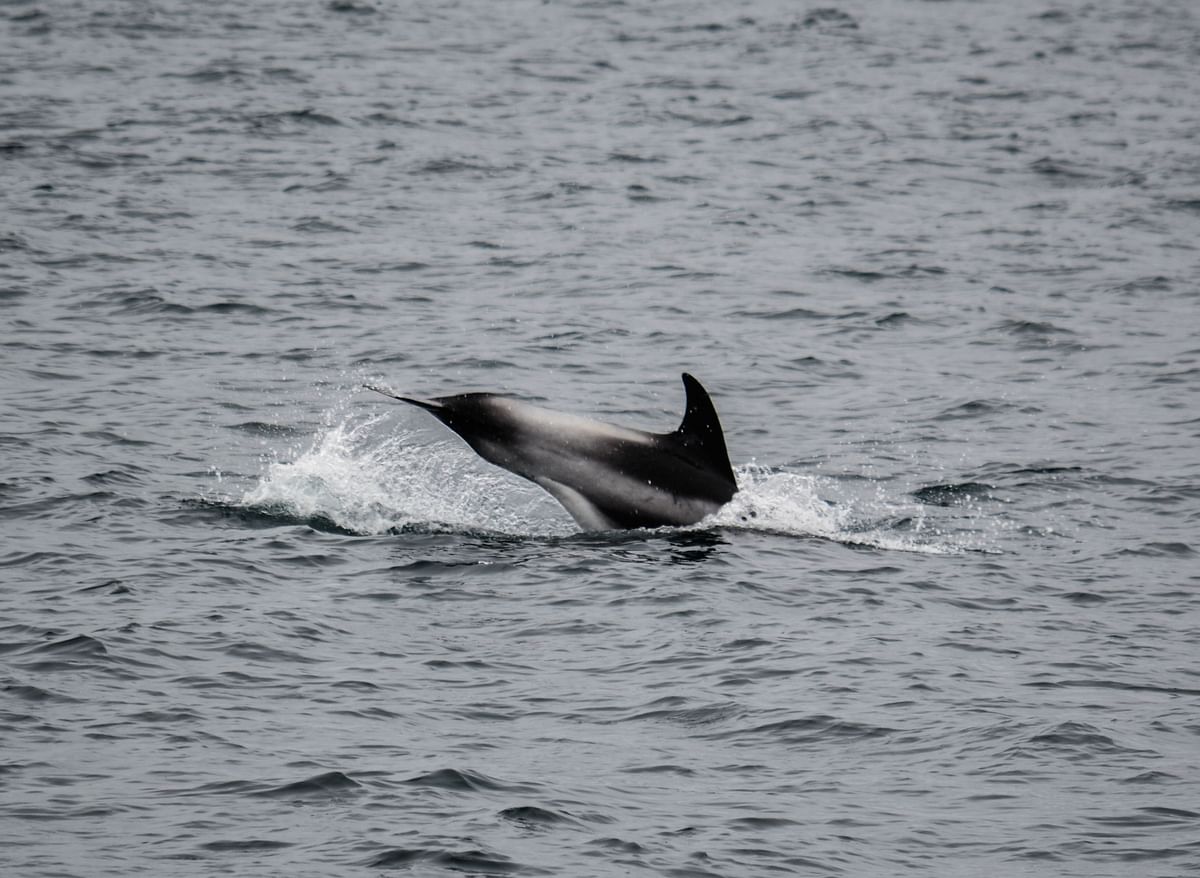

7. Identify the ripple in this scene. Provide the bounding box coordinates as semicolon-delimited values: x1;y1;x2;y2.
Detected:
254;771;361;800
366;847;534;873
498;805;580;828
403;768;537;794
1120;541;1194;557
250;108;343;128
704;714;896;745
200;838;295;852
1025;722;1154;759
912;482;997;506
222;641;323;665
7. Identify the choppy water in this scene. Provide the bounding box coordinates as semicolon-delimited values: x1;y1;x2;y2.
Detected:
3;0;1200;875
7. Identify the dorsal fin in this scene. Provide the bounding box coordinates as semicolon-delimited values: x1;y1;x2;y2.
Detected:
670;373;736;488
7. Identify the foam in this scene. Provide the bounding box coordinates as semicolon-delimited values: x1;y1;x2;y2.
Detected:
708;464;974;554
238;414;572;537
235;417;987;553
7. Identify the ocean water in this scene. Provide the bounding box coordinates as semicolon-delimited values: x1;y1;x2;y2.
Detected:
3;0;1199;875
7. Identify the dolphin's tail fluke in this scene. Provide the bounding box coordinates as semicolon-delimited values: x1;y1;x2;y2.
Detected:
363;385;442;412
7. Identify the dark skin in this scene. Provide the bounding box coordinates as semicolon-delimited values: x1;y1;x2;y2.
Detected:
366;374;737;530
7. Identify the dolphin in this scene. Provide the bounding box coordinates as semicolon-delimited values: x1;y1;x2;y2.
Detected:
365;373;738;531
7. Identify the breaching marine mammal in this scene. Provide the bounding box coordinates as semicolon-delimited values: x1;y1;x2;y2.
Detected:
365;373;737;531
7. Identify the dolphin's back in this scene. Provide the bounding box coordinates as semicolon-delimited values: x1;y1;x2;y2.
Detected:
371;374;738;531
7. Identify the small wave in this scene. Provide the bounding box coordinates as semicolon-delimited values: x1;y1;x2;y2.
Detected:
624;763;697;776
101;291;192;316
498;805;580;828
2;682;80;704
249;108;342;128
403;767;536;794
413;157;519;176
223;641;323;666
995;318;1076;337
195;301;273;316
253;770;361;800
82;430;156;447
703;713;895;745
802;8;859;30
291;217;353;234
1120;771;1180;785
201;839;294;852
1026;678;1200;697
1024;721;1155;759
726;305;830;321
624;700;742;728
24;633;109;659
0;232;40;254
12;632;155;675
1115;541;1194;558
820;268;889;283
184;497;362;535
350;261;430;274
935;399;1019;420
1029;156;1103;182
912;482;996;506
728;816;800;829
226;422;309;439
328;2;378;15
1096;808;1200;830
76;289;274;318
366;846;532;874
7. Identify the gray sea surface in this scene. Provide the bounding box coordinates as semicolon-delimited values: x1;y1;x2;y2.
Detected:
3;0;1199;875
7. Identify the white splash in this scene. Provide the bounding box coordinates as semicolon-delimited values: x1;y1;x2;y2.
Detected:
238;414;572;537
235;416;980;552
706;464;973;554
